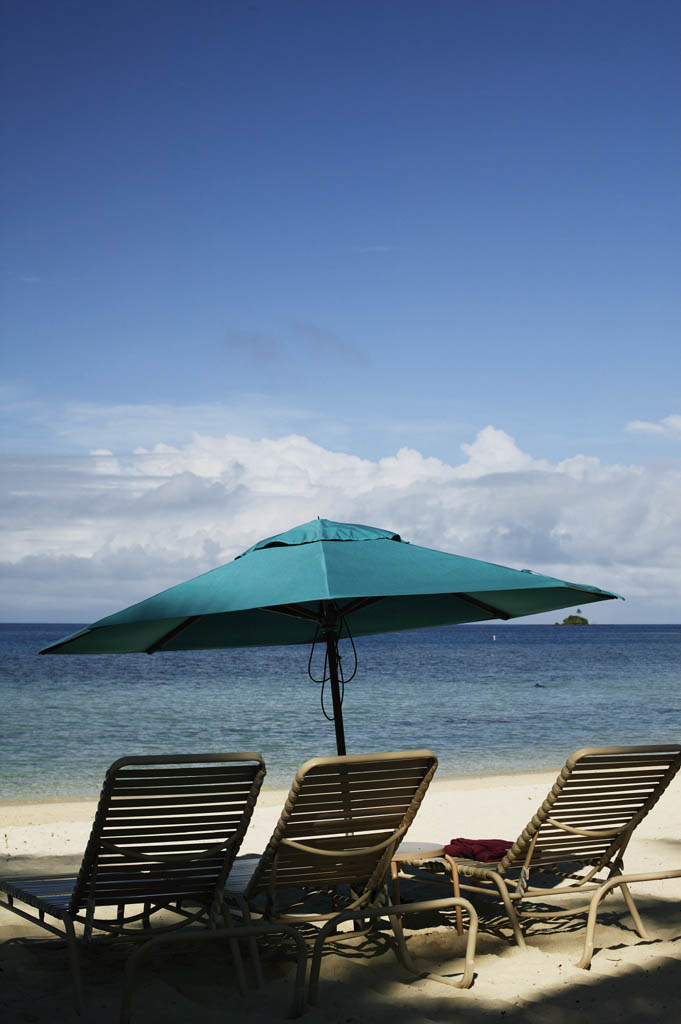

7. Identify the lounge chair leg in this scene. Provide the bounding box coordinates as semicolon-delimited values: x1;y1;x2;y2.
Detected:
390;861;402;905
577;881;611;969
387;905;420;974
457;904;478;989
308;897;477;1004
62;914;84;1015
387;900;479;990
576;875;651;971
488;874;526;949
221;904;248;995
444;855;464;936
280;927;307;1019
235;897;264;988
619;881;650;940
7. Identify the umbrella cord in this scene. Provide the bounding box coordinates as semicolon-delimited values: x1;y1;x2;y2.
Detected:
307;618;358;722
339;617;358;683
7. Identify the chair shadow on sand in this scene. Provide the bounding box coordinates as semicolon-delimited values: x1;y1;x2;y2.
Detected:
1;865;680;1023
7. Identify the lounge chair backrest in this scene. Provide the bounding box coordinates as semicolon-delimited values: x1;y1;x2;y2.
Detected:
499;744;681;874
246;750;437;899
69;753;265;914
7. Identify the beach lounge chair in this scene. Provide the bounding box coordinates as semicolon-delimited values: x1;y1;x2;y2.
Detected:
403;744;681;966
0;752;266;1012
224;750;454;976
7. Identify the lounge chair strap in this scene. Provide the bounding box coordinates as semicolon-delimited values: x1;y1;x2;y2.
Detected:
516;866;530;896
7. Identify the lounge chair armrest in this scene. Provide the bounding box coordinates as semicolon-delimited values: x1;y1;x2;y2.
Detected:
99;833;237;864
546;818;622;839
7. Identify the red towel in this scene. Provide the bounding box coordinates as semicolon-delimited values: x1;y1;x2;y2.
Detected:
444;837;512;862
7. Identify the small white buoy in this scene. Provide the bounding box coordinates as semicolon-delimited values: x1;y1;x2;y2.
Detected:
492;635;496;641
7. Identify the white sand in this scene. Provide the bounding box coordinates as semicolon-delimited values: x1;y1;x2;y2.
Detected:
1;770;680;1022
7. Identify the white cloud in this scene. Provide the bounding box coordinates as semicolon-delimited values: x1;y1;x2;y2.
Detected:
626;414;681;438
1;426;680;621
456;425;550;477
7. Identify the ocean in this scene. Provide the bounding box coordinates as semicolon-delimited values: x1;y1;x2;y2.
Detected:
1;622;679;801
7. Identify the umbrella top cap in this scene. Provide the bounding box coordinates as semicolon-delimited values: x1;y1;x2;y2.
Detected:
236;519;402;559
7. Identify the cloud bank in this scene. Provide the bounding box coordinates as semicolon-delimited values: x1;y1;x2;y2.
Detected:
626;414;681;438
2;425;680;621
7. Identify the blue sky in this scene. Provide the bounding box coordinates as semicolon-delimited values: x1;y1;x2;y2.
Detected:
1;1;680;621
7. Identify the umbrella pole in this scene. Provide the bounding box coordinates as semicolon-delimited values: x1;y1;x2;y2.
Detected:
325;633;347;756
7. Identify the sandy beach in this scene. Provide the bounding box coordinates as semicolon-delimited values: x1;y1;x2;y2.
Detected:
2;769;680;1023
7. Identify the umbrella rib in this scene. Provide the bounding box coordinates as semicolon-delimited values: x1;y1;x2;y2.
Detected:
39;628;94;654
146;616;202;654
336;595;384;617
453;593;512;620
262;595;384;626
262;604;322;623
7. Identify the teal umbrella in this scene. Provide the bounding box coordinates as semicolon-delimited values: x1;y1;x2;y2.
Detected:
41;519;620;754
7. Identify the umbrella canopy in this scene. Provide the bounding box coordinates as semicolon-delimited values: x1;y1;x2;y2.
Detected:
41;519;620;753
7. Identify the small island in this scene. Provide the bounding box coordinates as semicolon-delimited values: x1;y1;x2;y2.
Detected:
556;608;589;625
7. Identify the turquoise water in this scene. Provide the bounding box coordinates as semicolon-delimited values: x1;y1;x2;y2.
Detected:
1;622;679;800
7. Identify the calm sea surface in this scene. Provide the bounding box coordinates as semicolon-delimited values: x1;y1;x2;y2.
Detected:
1;622;679;800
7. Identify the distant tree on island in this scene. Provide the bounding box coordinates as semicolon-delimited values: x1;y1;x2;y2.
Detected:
556;608;589;625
